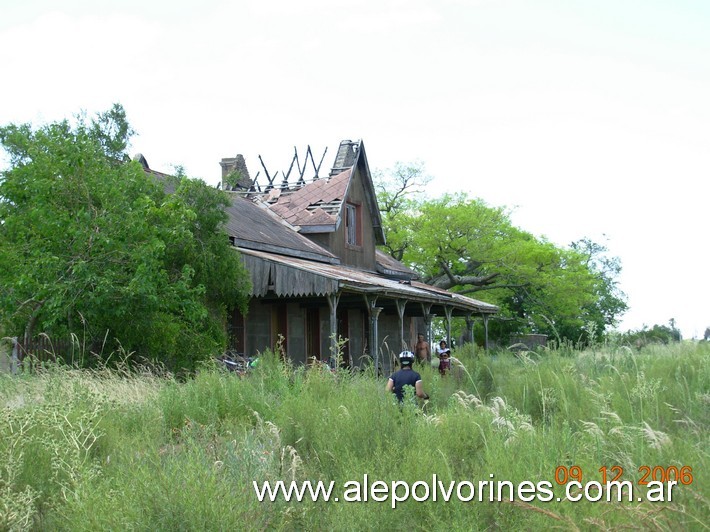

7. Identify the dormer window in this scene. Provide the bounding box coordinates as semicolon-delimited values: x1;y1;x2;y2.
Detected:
345;202;361;246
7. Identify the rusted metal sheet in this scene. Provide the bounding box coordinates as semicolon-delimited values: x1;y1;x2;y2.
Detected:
242;254;272;296
273;262;338;296
239;248;498;315
242;253;339;297
224;194;338;263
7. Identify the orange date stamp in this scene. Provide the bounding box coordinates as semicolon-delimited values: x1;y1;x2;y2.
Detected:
554;465;694;486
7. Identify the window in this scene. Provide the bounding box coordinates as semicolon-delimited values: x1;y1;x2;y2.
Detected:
345;202;361;246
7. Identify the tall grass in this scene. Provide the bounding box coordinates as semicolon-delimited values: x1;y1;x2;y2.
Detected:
1;342;708;530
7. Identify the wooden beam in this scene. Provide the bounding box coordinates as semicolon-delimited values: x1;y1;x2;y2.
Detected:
313;146;328;178
421;303;433;347
483;314;490;351
370;306;383;375
327;292;341;364
395;299;407;352
444;306;453;348
259;155;278;190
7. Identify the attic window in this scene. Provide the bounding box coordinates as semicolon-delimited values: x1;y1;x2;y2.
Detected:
345;202;361;246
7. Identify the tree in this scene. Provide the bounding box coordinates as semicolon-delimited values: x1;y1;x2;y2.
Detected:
374;160;431;262
622;320;682;347
0;105;250;371
375;164;628;344
567;237;628;341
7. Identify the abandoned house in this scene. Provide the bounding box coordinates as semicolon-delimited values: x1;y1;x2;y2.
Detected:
140;140;498;373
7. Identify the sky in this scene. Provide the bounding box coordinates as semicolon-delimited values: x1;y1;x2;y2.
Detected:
1;0;709;339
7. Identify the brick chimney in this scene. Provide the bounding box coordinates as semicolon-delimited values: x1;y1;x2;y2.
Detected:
219;155;252;190
329;140;359;177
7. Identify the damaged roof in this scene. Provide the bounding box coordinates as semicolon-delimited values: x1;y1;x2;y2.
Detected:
263;168;351;231
136;154;340;265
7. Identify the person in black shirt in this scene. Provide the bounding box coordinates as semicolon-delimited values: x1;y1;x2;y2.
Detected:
386;351;429;402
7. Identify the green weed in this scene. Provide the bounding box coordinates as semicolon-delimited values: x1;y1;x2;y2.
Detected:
0;342;707;530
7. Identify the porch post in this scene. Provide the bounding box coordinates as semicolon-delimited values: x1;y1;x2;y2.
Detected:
444;306;453;348
371;307;383;375
483;314;490;350
420;303;432;347
327;292;341;365
363;294;378;367
395;299;407;352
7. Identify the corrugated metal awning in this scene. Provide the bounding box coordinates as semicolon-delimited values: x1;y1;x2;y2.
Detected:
238;248;497;315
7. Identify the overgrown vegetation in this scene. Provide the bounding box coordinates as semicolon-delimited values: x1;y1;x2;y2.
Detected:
375;163;628;345
0;105;250;372
1;342;707;530
621;319;684;347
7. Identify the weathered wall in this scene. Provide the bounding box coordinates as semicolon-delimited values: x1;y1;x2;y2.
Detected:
348;309;365;368
287;303;306;364
245;300;271;356
241;299;423;371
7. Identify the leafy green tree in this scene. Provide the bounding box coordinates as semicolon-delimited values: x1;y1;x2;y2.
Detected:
567;237;628;341
375;161;431;262
375;164;627;344
0;105;250;371
621;320;682;347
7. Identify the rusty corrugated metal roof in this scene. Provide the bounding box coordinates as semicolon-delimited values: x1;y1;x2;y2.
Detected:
238;248;497;314
375;249;418;279
224;194;339;263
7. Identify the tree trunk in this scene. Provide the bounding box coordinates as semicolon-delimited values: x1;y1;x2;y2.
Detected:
22;300;45;357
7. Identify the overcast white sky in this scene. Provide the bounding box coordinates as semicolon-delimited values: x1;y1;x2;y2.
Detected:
2;0;709;338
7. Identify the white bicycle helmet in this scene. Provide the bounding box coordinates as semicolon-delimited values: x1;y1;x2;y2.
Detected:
398;350;415;367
